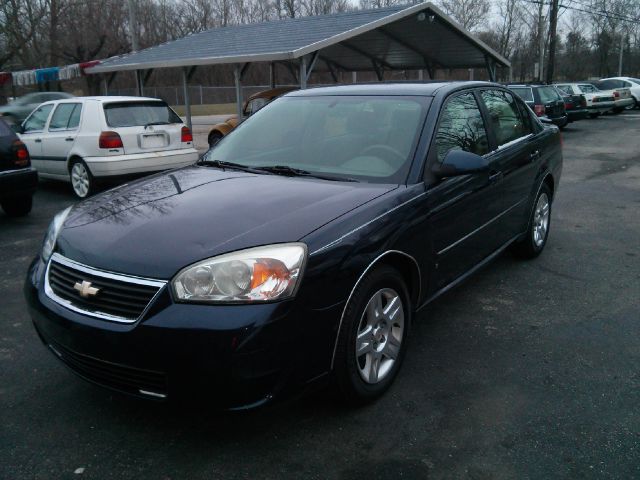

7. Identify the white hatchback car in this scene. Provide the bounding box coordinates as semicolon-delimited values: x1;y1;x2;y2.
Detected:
17;96;199;197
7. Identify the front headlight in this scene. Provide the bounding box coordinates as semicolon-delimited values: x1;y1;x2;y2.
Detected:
172;243;307;303
41;206;72;263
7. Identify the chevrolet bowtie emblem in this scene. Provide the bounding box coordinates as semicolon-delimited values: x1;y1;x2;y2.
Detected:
74;280;100;298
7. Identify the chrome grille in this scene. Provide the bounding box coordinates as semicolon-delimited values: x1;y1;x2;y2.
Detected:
46;253;166;323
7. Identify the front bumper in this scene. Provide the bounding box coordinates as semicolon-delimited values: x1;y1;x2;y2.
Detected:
85;148;199;177
25;257;341;409
0;167;38;199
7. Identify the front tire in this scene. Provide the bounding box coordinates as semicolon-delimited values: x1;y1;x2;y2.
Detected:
334;265;411;404
512;183;552;259
1;195;33;217
69;158;94;199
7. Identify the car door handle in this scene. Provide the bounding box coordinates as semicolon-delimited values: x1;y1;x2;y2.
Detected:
529;150;541;162
488;171;503;183
65;137;74;142
34;138;42;143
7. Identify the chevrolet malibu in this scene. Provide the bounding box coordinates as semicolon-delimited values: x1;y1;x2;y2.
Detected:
25;83;562;409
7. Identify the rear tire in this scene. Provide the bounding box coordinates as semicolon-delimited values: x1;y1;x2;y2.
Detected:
334;265;411;405
69;158;94;199
208;131;224;148
511;184;552;259
1;195;33;217
588;113;599;119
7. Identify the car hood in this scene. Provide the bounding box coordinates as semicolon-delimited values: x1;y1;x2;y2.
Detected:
57;166;396;278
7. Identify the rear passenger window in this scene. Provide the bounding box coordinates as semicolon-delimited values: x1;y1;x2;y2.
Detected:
480;90;528;147
435;93;489;162
49;103;79;130
67;104;82;129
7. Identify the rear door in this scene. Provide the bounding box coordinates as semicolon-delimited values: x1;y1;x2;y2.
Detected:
101;101;185;154
19;103;54;171
426;91;506;288
40;102;83;176
478;89;541;238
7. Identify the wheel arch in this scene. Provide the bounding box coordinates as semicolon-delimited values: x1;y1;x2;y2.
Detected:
66;154;84;173
330;249;421;370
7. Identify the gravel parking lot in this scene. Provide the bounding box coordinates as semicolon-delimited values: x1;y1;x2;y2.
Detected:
1;112;639;479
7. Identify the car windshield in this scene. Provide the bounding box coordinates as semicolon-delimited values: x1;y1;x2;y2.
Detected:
204;95;429;184
103;101;182;127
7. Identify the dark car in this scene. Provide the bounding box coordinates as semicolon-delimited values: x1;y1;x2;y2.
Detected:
507;84;569;129
555;87;588;123
0;118;38;216
0;91;74;125
25;82;562;409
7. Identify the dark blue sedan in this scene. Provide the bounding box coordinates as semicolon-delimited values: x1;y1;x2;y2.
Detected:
25;82;562;408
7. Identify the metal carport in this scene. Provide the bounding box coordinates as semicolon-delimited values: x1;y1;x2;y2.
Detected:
87;2;510;130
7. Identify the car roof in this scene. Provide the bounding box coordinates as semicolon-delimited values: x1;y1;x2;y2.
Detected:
286;81;499;97
49;96;167;104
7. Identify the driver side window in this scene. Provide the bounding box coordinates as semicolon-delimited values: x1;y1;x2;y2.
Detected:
435;93;489;162
23;104;54;132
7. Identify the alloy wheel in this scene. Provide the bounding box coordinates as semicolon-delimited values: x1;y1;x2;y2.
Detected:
533;192;550;247
355;288;404;384
71;162;90;198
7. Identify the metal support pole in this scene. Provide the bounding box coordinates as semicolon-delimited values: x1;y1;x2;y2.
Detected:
352;71;357;83
299;56;307;89
102;76;108;95
618;35;624;76
182;68;192;131
234;65;243;121
269;62;276;88
135;70;143;96
418;69;423;81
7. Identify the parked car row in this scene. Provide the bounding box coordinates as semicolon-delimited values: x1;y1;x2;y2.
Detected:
505;76;638;130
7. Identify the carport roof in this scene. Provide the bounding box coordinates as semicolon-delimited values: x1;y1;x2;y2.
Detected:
88;2;509;74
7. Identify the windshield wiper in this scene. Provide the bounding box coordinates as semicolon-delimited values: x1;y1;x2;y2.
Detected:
197;159;265;174
255;165;358;182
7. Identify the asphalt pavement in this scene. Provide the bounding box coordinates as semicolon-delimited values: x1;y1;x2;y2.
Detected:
1;112;639;479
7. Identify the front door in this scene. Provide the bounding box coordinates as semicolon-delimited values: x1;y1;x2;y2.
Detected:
19;104;55;170
425;91;506;289
40;103;82;176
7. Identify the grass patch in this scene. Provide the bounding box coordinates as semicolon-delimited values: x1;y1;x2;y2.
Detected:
171;103;236;116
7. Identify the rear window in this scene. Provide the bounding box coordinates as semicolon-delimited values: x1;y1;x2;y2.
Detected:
578;84;598;93
0;118;13;137
103;101;182;128
596;80;621;90
538;86;560;103
510;87;533;102
556;85;572;94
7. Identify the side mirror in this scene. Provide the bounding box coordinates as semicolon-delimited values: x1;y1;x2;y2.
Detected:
11;123;24;134
432;150;489;178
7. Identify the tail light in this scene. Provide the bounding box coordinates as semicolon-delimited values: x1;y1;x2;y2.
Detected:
564;102;573;110
12;140;30;167
614;91;620;98
181;126;193;143
534;104;545;116
99;131;123;149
